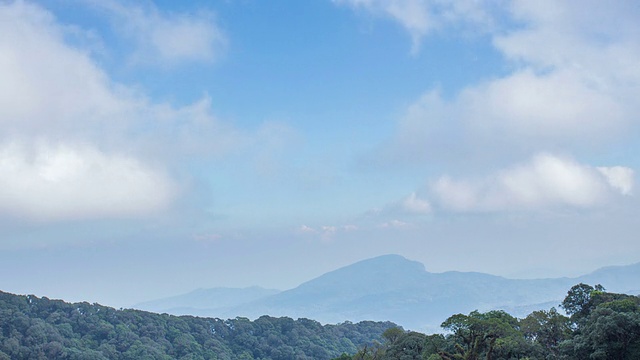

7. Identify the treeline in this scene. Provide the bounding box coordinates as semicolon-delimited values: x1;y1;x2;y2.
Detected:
0;291;394;360
2;284;639;359
335;284;640;360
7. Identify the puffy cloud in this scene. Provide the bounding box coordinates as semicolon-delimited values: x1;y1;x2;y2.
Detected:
461;68;627;141
0;141;175;221
430;153;634;212
481;0;639;140
87;0;227;66
495;0;640;82
0;1;131;139
0;1;239;222
372;1;640;164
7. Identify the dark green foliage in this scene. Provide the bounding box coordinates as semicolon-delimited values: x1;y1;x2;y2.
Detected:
560;283;605;320
520;307;571;357
335;284;640;360
0;291;395;360
3;285;639;360
384;331;426;359
561;291;640;360
439;310;529;360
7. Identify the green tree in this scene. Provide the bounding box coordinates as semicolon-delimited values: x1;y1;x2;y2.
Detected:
520;307;570;358
384;331;426;360
422;334;448;359
563;295;640;360
382;327;404;345
561;283;604;320
440;310;520;360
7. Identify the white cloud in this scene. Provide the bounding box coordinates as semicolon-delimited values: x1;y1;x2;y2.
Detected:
496;0;640;82
367;192;431;222
87;0;227;66
379;219;411;229
461;68;627;140
299;225;338;241
381;1;640;163
0;141;175;221
0;2;132;139
401;192;431;214
483;0;639;139
430;177;477;212
390;68;634;163
295;224;359;240
334;0;495;53
597;166;634;196
431;153;634;212
297;225;317;234
321;225;337;235
360;193;429;232
382;0;433;53
0;2;241;222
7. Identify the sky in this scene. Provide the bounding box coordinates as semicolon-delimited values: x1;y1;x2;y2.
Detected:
0;0;639;309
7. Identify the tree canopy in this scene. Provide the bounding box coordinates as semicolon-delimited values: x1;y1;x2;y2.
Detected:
0;291;394;360
2;284;639;360
335;284;640;360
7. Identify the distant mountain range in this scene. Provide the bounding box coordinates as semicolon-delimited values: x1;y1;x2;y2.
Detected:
133;254;640;332
135;286;280;315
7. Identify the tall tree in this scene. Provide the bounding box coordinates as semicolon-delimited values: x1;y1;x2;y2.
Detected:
520;307;570;358
440;310;520;360
561;283;604;320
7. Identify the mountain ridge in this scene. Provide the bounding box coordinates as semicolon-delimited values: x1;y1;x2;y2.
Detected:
134;255;640;332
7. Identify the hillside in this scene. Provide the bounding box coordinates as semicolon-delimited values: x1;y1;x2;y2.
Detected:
134;286;281;316
0;290;395;360
577;262;640;295
135;255;640;332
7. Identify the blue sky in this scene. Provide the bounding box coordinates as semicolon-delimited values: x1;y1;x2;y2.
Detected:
1;0;639;308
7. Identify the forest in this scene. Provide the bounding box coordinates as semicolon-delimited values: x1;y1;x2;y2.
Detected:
1;284;639;359
0;290;394;359
336;284;640;360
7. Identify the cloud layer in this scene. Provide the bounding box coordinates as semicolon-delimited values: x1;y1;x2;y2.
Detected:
0;1;234;222
334;0;496;53
346;1;639;166
431;153;634;212
348;1;639;219
88;0;227;66
0;141;175;221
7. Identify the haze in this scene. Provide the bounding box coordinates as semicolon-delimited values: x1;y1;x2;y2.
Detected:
0;0;638;309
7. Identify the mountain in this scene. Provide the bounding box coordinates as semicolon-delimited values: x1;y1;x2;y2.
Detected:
134;286;280;315
134;255;640;332
578;262;640;295
220;255;575;332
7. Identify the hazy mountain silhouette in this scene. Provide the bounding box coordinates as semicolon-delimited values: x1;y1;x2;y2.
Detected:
577;262;640;295
134;254;640;332
134;286;280;316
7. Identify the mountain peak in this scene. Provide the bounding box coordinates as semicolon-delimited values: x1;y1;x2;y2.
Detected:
345;254;426;273
290;254;427;295
134;256;640;331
